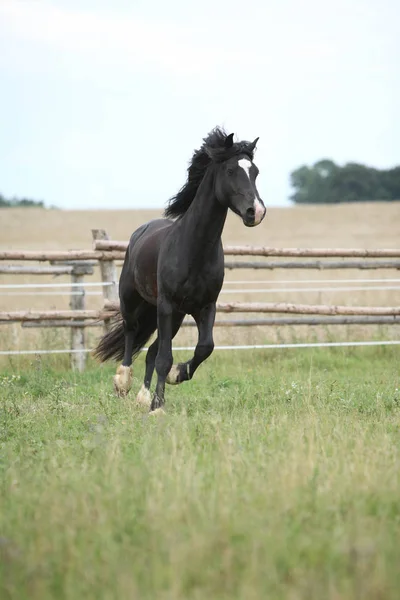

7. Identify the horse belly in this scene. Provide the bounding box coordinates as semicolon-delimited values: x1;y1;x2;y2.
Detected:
129;222;172;306
135;276;158;305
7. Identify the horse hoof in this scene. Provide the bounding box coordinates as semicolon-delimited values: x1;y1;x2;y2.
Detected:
135;384;152;408
166;364;180;385
166;363;189;385
149;407;166;416
113;365;132;397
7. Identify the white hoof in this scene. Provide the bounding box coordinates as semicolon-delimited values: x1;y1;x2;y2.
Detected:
113;365;132;397
149;407;166;416
166;364;180;385
166;363;189;385
135;384;152;408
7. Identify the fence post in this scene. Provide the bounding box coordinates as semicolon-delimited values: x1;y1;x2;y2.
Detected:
91;229;119;332
69;266;86;371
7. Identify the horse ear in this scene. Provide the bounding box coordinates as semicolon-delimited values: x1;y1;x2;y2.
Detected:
224;133;234;149
250;137;259;151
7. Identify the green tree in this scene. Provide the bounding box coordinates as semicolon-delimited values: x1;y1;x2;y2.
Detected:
0;193;46;208
290;159;338;204
290;161;400;204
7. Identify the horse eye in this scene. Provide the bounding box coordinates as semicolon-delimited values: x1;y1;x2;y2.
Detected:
227;168;234;175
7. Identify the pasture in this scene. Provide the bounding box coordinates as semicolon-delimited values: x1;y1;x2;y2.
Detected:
1;202;400;598
1;347;400;599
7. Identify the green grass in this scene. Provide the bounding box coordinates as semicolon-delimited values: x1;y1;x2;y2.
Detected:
1;347;400;599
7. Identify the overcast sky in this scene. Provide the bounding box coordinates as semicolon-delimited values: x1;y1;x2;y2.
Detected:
0;0;399;210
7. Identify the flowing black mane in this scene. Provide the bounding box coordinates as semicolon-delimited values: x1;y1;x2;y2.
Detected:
164;127;256;219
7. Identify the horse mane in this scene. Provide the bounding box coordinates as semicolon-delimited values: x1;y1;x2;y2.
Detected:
164;126;256;219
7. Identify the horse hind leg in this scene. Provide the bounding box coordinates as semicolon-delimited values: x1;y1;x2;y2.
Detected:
114;366;133;397
113;324;136;397
114;297;158;398
135;338;157;408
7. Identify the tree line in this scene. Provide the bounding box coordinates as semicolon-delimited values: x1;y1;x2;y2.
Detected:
290;160;400;204
0;193;47;208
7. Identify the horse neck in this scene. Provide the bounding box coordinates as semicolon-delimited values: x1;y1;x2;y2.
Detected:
179;166;227;261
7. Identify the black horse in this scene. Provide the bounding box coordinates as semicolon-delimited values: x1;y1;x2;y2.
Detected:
93;127;266;413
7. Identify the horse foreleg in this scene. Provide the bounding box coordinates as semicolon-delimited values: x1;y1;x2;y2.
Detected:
166;303;216;385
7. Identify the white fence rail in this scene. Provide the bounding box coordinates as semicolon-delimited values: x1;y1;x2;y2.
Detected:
1;339;400;357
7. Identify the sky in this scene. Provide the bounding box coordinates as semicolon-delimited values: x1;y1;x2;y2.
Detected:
0;0;399;210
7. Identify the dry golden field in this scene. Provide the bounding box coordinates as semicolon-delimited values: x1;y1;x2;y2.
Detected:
0;202;399;357
1;201;400;250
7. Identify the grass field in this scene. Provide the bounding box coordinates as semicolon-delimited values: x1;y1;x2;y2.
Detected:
1;346;400;599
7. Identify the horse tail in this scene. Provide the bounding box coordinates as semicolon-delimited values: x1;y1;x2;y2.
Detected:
92;303;158;363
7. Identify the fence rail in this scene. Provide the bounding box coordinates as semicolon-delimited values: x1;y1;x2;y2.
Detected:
93;240;400;258
103;299;400;317
0;310;114;322
224;260;400;270
0;250;125;261
0;265;77;275
1;231;400;370
1;339;400;357
20;316;400;328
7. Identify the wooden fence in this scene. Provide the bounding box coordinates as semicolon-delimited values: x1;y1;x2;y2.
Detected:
1;229;400;370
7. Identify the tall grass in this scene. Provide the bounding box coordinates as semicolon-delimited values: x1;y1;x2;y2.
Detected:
1;347;400;599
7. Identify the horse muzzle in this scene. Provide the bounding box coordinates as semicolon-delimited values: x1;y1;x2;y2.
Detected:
242;199;266;227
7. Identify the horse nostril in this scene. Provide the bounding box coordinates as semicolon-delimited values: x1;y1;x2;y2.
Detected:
246;207;255;219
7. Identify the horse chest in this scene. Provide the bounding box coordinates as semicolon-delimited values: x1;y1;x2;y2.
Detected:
172;270;223;311
183;275;211;296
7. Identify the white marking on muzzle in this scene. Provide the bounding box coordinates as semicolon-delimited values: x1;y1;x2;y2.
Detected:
238;158;265;225
253;199;265;225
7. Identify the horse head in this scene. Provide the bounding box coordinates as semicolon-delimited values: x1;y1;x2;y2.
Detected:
206;132;266;227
